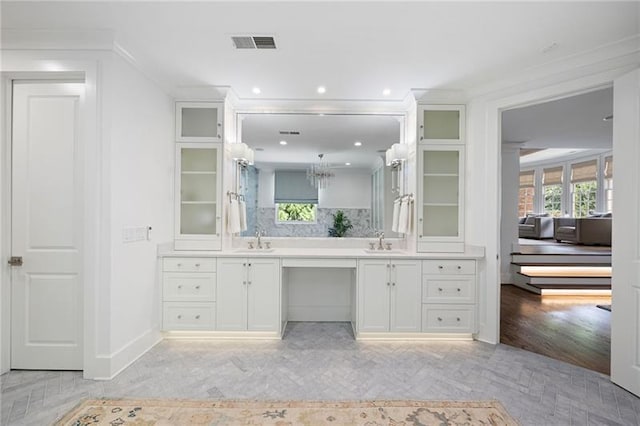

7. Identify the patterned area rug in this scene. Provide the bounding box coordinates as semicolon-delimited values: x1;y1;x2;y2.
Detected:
56;398;519;425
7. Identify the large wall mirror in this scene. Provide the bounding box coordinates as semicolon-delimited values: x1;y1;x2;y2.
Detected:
237;113;405;238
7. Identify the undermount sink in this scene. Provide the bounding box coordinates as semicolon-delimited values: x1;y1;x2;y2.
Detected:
234;248;275;253
363;249;405;254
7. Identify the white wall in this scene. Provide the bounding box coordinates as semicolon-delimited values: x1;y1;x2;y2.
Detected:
106;53;173;374
257;168;371;209
500;145;521;284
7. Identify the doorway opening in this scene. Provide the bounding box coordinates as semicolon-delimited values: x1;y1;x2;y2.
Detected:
499;87;613;374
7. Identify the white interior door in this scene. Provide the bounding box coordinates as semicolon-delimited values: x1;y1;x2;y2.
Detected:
10;82;84;370
610;69;640;397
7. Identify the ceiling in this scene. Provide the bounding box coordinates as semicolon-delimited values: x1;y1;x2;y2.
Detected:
241;113;401;169
1;2;637;100
502;87;613;165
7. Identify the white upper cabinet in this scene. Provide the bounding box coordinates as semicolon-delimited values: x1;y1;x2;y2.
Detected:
418;105;465;144
174;143;222;250
176;102;223;142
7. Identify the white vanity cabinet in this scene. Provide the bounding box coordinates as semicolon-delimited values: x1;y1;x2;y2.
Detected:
418;105;465;144
174;143;222;250
161;257;216;330
175;101;223;142
417;104;466;253
357;259;421;333
421;259;477;333
216;257;280;332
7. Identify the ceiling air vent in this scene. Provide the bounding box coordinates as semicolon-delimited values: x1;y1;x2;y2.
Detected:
232;36;277;49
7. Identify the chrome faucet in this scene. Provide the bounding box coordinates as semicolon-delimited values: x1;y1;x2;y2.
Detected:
255;230;264;249
376;231;385;250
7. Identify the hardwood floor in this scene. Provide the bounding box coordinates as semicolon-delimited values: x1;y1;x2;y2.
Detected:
500;284;611;375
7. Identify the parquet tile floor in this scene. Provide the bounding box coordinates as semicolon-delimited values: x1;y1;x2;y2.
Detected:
1;322;638;425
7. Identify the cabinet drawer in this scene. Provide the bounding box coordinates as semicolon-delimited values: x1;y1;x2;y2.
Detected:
422;259;475;274
163;273;215;302
422;276;475;303
421;304;476;333
162;302;215;330
163;257;215;272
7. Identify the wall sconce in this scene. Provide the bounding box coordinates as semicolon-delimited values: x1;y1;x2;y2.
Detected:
230;142;254;167
385;143;408;168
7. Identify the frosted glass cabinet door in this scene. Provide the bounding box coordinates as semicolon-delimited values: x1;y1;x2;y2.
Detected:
418;105;465;143
175;143;222;250
176;102;223;142
418;146;465;252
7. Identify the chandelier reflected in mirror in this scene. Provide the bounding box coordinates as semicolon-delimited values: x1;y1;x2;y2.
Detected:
306;154;334;189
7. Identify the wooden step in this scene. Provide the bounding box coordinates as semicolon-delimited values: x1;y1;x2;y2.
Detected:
511;254;611;266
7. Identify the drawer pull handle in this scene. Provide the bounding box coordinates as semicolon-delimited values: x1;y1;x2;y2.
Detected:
195;263;201;267
437;317;442;321
438;265;443;270
457;317;461;322
195;285;200;290
177;315;182;319
195;315;200;319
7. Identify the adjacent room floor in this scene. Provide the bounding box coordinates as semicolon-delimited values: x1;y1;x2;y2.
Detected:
2;322;638;425
501;284;611;375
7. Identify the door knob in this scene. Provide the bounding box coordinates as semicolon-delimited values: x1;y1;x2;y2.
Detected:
8;256;23;266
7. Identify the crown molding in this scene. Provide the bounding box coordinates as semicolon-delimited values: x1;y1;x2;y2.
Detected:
0;29;115;50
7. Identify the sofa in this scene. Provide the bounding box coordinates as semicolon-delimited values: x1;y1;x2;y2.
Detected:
553;213;612;245
518;213;554;239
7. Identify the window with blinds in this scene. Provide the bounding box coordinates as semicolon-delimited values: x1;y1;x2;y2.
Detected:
519;170;535;188
571;159;597;183
604;156;613;179
543;166;563;185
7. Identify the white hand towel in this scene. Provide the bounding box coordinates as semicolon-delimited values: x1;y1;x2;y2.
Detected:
228;199;241;234
397;198;409;234
392;198;401;233
239;199;247;232
404;198;414;236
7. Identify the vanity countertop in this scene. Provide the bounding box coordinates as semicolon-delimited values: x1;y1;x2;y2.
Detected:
158;246;485;260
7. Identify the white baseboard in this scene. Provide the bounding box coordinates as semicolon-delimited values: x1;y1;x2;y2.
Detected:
86;327;162;380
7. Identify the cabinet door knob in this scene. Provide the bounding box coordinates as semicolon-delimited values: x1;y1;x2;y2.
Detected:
178;285;182;289
195;285;200;290
248;281;252;285
457;266;462;270
438;287;443;292
387;282;390;286
392;264;396;268
457;288;461;292
195;263;200;267
177;263;182;267
248;263;252;267
177;315;182;319
437;317;442;322
243;263;246;267
392;283;396;286
438;265;443;270
456;317;461;322
195;315;201;319
243;281;246;285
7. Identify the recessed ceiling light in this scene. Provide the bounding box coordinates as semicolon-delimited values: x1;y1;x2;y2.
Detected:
345;162;351;166
252;87;261;95
354;141;362;147
382;88;391;96
279;140;287;145
317;86;326;94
